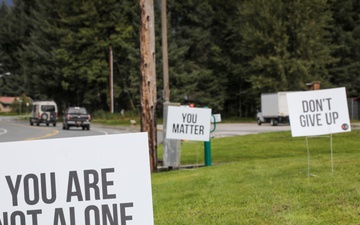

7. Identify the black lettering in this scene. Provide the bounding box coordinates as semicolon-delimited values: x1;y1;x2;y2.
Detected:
66;171;83;202
325;98;332;110
41;173;56;204
300;115;306;127
54;208;75;225
84;170;100;201
333;112;339;123
199;125;204;135
192;114;197;123
181;124;189;134
27;209;42;225
315;99;323;111
179;124;184;133
10;211;25;225
5;175;21;206
172;124;180;133
70;207;76;225
120;203;133;225
85;205;100;225
53;208;66;225
302;101;309;113
325;112;339;125
316;114;322;126
299;114;322;127
181;113;198;123
194;125;199;134
309;100;315;112
101;168;116;200
24;174;40;205
102;204;118;225
0;211;42;225
182;113;186;123
325;112;331;125
302;99;325;113
0;212;8;225
185;114;197;123
309;114;315;126
188;124;193;134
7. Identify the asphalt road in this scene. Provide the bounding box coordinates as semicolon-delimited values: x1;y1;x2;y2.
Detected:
1;116;357;143
0;116;132;143
0;116;292;144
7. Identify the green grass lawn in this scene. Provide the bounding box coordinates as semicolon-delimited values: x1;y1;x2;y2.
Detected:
152;130;360;224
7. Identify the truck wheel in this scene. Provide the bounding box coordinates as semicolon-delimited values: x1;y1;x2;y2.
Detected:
271;119;278;126
257;118;262;126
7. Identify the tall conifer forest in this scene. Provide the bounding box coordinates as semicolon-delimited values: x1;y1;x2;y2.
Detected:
0;0;359;117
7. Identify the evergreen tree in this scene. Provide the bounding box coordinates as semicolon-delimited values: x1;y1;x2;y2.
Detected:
208;0;252;116
0;0;358;117
0;0;33;96
51;0;135;111
166;0;227;112
18;0;64;103
239;0;336;96
328;0;360;97
0;2;10;78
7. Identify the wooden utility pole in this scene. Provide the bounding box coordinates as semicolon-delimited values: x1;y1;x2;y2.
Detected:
160;0;181;169
139;0;157;172
162;0;170;102
109;45;114;113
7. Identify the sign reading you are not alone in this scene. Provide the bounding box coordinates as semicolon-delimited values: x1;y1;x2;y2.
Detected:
286;87;351;137
0;133;154;225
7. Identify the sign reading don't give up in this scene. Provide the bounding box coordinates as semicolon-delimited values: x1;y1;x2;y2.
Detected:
286;87;351;137
166;106;212;141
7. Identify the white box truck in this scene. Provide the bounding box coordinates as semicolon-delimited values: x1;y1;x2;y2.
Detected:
257;92;290;126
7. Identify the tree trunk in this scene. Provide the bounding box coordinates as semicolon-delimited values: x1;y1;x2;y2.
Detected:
139;0;157;172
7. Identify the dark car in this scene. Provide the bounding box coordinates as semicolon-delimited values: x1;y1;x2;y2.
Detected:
62;107;91;130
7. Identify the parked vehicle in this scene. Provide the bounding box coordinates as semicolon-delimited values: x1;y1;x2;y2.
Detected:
30;101;58;126
257;92;291;126
62;107;91;130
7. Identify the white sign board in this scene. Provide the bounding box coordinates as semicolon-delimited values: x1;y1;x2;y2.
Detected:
287;87;351;137
166;106;212;141
0;133;154;225
211;114;221;123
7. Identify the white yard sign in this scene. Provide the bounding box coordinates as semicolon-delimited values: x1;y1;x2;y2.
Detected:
287;87;351;137
211;114;221;123
166;106;212;141
0;133;154;225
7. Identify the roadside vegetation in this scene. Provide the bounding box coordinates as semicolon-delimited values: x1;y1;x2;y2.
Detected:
91;110;141;126
91;111;255;126
153;130;360;224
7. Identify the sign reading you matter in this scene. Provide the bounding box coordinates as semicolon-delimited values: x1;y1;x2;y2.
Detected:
166;106;212;141
0;133;154;225
286;87;351;137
